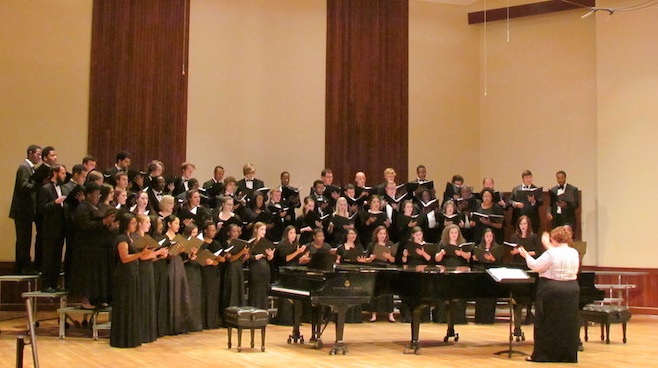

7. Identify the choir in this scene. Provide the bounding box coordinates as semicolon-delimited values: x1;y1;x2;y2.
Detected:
9;147;582;350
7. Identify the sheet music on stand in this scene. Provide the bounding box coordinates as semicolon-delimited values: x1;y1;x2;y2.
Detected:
487;267;533;359
486;267;531;283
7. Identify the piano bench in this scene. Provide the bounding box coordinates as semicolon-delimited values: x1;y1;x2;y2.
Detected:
224;306;269;352
581;304;631;344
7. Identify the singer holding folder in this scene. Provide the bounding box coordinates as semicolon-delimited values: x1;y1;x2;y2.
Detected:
519;226;580;363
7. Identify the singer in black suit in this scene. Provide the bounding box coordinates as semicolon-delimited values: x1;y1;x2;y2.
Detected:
171;162;196;197
104;150;131;187
38;164;68;292
547;170;580;231
236;163;265;201
10;145;42;274
146;176;166;211
509;170;543;234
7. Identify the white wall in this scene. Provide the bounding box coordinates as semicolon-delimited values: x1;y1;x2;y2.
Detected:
187;0;326;192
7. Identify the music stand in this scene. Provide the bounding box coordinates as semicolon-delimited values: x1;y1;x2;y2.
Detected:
487;267;534;359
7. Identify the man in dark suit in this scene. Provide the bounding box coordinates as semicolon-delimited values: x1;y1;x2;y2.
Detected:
104;150;131;186
38;164;68;292
171;162;196;197
547;170;580;231
32;146;59;270
62;164;87;287
442;174;464;204
10;145;42;274
203;165;225;209
236;163;265;202
509;169;543;234
146;176;166;211
31;146;57;187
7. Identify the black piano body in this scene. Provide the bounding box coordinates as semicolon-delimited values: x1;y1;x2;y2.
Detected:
270;264;604;355
270;265;378;354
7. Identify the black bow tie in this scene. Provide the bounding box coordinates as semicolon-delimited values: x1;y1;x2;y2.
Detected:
246;179;253;182
558;185;564;190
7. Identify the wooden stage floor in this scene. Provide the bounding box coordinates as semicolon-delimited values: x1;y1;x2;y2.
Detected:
2;311;657;368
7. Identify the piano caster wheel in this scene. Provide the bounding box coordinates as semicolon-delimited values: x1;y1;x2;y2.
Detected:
454;334;459;342
443;336;449;343
444;333;458;342
329;346;348;355
405;342;421;354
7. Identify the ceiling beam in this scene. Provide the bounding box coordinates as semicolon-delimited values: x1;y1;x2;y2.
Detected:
468;0;595;24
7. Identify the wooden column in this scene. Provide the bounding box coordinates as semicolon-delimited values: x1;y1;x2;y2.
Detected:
325;0;409;186
88;0;189;173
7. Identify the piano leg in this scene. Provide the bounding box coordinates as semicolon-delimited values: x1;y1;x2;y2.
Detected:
443;300;459;343
403;302;427;355
309;305;324;349
329;304;349;355
287;300;304;344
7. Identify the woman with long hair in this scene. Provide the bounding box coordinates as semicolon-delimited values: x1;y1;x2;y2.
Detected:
164;215;193;335
248;222;276;310
365;226;397;323
110;213;153;348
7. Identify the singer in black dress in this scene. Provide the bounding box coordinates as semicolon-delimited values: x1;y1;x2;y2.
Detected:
273;226;306;325
213;195;243;244
133;215;167;343
110;213;153;348
471;228;504;324
222;223;248;308
366;226;398;323
164;216;193;335
182;223;203;332
148;215;170;337
327;197;356;247
296;196;321;245
336;228;367;323
199;223;225;329
248;222;276;310
435;224;471;324
358;195;389;246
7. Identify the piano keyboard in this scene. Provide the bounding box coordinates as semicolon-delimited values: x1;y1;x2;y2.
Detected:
270;286;311;296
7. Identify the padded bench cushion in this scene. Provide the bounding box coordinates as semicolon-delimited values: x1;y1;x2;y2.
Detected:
224;306;269;327
582;304;631;323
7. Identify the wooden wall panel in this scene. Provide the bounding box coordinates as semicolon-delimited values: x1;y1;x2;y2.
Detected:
582;266;658;315
326;0;409;187
88;0;189;174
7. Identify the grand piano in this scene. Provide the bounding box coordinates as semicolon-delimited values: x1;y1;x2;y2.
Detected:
270;264;604;355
